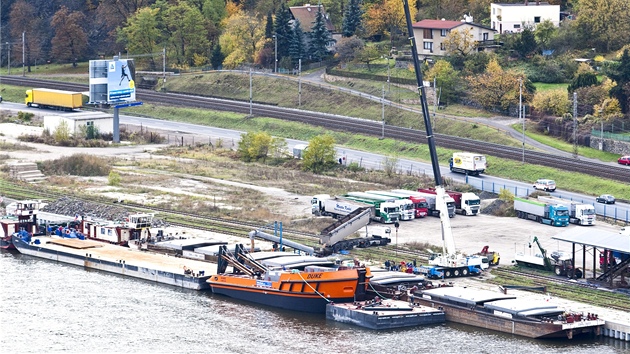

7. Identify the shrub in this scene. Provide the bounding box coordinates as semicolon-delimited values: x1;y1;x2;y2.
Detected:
108;171;121;186
39;154;112;176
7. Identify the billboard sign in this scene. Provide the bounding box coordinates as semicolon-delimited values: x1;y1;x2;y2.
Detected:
107;58;136;103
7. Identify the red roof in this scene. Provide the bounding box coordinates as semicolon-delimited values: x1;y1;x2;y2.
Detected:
413;19;467;30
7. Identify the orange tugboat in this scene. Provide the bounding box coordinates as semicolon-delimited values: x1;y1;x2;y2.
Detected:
208;245;372;313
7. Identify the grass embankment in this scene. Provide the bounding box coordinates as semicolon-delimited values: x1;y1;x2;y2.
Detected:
513;124;622;162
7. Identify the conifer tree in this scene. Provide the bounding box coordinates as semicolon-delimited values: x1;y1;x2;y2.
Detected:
273;3;293;60
309;5;334;62
342;0;363;38
288;20;307;67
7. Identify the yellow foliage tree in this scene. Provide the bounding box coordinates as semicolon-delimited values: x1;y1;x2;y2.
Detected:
443;27;475;57
363;0;416;43
467;58;528;111
219;10;266;69
531;89;571;116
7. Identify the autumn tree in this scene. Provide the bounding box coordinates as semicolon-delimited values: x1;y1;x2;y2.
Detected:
118;7;162;70
9;0;45;72
605;49;630;114
443;27;475;57
237;131;286;162
309;6;335;62
575;0;630;52
164;2;211;67
342;0;363;37
355;45;382;70
531;89;570;116
220;10;266;68
364;0;416;46
467;58;531;112
424;60;459;105
51;6;88;64
302;135;337;173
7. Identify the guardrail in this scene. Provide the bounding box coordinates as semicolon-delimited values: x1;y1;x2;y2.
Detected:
466;176;629;223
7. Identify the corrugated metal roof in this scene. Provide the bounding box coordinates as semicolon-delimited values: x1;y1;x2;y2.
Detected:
552;228;630;253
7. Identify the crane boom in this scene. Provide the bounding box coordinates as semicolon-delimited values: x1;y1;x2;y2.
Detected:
401;0;457;259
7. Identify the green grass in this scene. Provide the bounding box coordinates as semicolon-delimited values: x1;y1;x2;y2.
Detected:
0;62;89;76
512;124;621;162
127;102;630;200
533;82;569;92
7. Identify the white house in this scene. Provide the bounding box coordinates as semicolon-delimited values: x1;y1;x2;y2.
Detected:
44;112;113;136
491;1;560;34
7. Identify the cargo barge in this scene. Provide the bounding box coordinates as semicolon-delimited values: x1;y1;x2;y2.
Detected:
326;298;445;330
208;245;371;313
415;286;605;339
12;233;216;290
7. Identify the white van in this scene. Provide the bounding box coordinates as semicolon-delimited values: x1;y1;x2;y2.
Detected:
533;179;556;192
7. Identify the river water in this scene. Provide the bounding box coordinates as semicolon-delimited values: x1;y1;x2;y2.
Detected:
1;251;627;354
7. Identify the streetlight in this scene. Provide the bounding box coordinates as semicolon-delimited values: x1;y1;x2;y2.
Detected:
273;35;277;73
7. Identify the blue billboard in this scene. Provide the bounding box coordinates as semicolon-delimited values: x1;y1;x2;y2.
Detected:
107;59;136;103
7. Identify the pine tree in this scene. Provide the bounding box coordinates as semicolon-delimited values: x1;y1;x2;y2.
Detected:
309;5;334;62
342;0;363;38
608;49;630;114
288;20;306;67
210;43;224;70
265;11;274;40
273;3;293;61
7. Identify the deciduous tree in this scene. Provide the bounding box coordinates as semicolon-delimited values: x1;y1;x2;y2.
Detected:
51;6;88;63
443;27;475;57
302;135;337;173
118;7;162;70
335;36;365;63
219;10;265;68
425;60;459;105
467;58;530;112
531;89;571;116
164;2;211;67
575;0;630;53
9;0;45;72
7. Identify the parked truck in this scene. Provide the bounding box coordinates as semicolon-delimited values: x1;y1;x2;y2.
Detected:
25;88;83;111
514;236;582;278
344;192;401;224
449;152;486;176
513;197;569;227
406;190;456;218
311;194;374;219
364;190;415;220
536;196;596;226
377;190;429;218
418;188;481;216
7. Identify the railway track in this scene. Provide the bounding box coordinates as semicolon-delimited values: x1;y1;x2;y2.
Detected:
3;76;628;183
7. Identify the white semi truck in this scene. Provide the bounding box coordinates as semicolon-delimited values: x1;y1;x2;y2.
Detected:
537;196;596;226
311;194;373;219
449;152;486;176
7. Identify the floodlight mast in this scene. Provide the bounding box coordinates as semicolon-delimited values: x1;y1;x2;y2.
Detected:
402;0;458;260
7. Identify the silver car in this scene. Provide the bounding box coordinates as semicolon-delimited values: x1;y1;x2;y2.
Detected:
596;194;615;204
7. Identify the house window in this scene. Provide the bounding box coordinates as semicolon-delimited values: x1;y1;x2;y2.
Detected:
441;29;447;37
423;42;433;52
483;33;489;41
440;43;445;51
86;121;93;126
534;16;541;23
514;24;521;29
423;29;433;39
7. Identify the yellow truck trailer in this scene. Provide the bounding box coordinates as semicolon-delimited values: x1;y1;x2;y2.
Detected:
25;88;83;110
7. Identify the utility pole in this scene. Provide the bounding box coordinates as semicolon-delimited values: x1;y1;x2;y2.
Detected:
387;56;391;92
249;68;253;116
22;32;25;76
520;78;524;163
273;35;277;73
381;85;385;139
7;42;10;74
573;92;578;158
162;47;166;90
298;59;302;106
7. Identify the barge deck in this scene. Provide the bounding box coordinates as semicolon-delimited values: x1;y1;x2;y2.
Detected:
12;234;217;290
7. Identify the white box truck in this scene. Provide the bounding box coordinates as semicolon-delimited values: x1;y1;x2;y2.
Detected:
449;152;486;176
